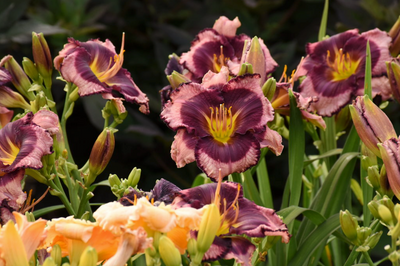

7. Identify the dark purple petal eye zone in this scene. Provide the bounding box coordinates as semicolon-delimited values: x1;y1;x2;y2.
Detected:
195;134;260;180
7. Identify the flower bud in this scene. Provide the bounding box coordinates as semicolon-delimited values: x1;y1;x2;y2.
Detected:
87;128;117;186
3;55;34;100
22;57;39;82
340;210;359;242
364;231;382;250
32;32;53;89
356;227;371;246
78;246;98;266
167;71;191;90
379;139;400;200
386;58;400;104
197;203;220;254
50;244;62;266
237;62;253;76
367;165;380;190
42;257;57;266
0;86;31;110
159;236;182;266
378;204;394;226
335;105;351;133
389;16;400;56
368;200;381;220
350;95;396;157
127;167;141;188
187;238;198;257
361;143;377;170
262;77;276;102
241;36;266;83
108;174;121;187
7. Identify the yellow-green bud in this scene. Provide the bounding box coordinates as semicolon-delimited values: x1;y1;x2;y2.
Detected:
262;77;276;102
68;87;80;102
197;203;220;254
367;165;380;190
87;128;117;186
339;210;359;242
127;167;141;188
378;205;394;226
356;227;371;246
368;200;381;219
42;257;57;266
167;71;190;90
262;235;281;251
24;212;35;222
51;244;62;266
187;238;197;257
237;62;253;76
4;55;35;100
350;179;363;205
364;231;382;250
108;174;121;187
78;246;98;266
22;57;39;82
159;236;182;266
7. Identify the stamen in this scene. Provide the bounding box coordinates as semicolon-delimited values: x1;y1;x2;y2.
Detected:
207;104;235;143
19;187;50;213
278;65;288;83
325;48;360;81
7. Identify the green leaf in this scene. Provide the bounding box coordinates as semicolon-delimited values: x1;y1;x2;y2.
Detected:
364;40;372;98
33;205;66;218
303;148;343;167
288;89;305;206
241;170;263;206
318;0;329;41
278;206;326;226
288;214;341;266
256;156;273;208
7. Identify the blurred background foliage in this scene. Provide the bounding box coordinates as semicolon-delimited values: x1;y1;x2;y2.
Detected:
1;0;399;212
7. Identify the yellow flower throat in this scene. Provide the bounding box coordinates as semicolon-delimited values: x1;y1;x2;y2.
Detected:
326;48;361;82
206;103;236;144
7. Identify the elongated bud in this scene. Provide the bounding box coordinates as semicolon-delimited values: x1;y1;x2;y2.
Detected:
389;16;400;56
387;58;400;104
350;179;363;205
365;231;382;250
127;167;141;188
242;36;266;82
51;244;62;266
368;200;381;220
87;128;117;186
4;56;34;100
78;246;98;266
187;238;197;258
367;165;380;190
0;86;31;110
22;57;39;82
159;236;182;266
237;63;253;76
197;203;220;254
361;143;377;171
379;140;400;200
109;174;121;187
378;205;394;226
32;32;53;89
167;71;190;90
340;210;359;242
262;77;276;101
350;95;397;157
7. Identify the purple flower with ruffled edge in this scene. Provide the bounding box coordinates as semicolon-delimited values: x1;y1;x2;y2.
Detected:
171;181;290;265
0;169;26;225
54;34;150;114
176;16;277;83
0;112;53;174
298;28;392;117
160;67;283;180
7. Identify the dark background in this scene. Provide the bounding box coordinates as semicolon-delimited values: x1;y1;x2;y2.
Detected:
1;0;399;217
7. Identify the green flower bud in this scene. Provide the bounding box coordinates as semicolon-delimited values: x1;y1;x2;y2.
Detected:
50;244;62;266
32;32;53;89
167;71;191;90
4;55;35;100
22;57;39;82
78;246;98;266
108;174;121;187
361;143;377;171
356;227;371;246
68;87;80;102
367;165;380;190
187;238;197;258
87;128;117;186
197;203;220;254
42;257;57;266
241;36;266;82
364;231;382;250
340;210;359;242
0;86;31;110
127;167;141;188
237;62;253;76
159;236;182;266
262;77;276;102
378;205;394;226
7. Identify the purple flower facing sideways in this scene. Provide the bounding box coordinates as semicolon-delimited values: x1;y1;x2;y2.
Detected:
0;112;53;174
54;34;149;114
161;67;283;180
172;181;290;266
298;28;392;116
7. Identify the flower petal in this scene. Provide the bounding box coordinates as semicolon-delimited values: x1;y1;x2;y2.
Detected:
171;128;197;168
195;133;260;180
212;16;241;38
0;170;26;225
379;138;400;200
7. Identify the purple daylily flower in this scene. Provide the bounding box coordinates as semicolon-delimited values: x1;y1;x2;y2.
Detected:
298;28;392;117
0;112;53;174
160;67;283;180
0;169;26;225
54;34;150;114
172;181;290;265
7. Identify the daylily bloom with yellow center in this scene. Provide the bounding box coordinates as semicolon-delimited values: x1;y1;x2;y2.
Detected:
0;212;47;266
298;28;392;116
54;34;149;114
161;67;283;180
40;217;120;266
172;174;290;266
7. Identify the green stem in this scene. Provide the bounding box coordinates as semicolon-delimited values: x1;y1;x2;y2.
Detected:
256;156;273;208
63;164;79;213
362;252;375;266
320;116;337;171
343;248;359;266
60;82;77;164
